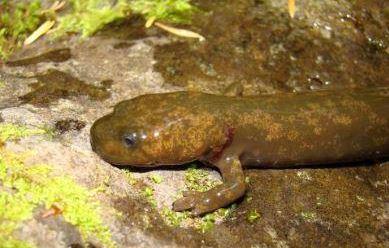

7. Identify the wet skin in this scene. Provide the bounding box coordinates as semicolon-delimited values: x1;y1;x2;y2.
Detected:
91;88;389;215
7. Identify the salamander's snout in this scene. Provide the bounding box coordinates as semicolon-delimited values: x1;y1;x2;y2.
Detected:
90;114;113;154
90;121;101;153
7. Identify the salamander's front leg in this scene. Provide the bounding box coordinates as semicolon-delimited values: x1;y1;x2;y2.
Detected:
173;155;246;216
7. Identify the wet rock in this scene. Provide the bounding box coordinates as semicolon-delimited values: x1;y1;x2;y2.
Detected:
154;0;388;94
6;48;71;67
18;69;111;107
0;0;387;247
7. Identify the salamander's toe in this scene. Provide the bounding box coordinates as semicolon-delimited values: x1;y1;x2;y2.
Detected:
172;191;218;216
172;194;196;212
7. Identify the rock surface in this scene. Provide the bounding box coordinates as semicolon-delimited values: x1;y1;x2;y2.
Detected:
0;0;388;247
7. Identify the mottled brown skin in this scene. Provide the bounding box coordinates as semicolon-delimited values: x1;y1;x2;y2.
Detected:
91;88;389;215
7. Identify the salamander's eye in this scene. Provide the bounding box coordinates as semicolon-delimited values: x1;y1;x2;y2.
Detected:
123;133;137;147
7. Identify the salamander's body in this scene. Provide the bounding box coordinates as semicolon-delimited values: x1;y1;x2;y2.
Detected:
91;88;389;215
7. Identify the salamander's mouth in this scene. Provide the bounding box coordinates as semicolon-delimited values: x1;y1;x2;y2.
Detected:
98;155;164;168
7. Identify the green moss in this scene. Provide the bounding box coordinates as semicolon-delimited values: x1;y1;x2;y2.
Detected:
0;151;116;248
183;165;236;232
54;0;196;37
247;209;260;223
142;186;157;208
149;174;163;184
0;123;46;144
0;238;32;248
54;0;131;37
0;124;116;247
161;207;188;227
123;170;137;185
0;0;43;59
1;0;196;59
138;165;235;231
184;164;221;192
194;204;237;233
300;211;318;223
130;0;196;24
197;213;215;233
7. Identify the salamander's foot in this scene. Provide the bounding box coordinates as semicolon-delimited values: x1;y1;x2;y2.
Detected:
173;155;246;216
172;182;246;216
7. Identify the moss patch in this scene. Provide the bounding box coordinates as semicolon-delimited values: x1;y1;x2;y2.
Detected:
300;211;318;223
54;0;196;37
184;164;222;192
0;124;116;247
0;152;116;247
0;123;46;145
123;170;137;185
247;209;261;223
0;0;43;59
184;166;237;232
54;0;131;37
142;186;157;208
154;165;236;232
148;174;163;184
161;207;188;227
121;165;235;232
130;0;196;24
0;0;196;59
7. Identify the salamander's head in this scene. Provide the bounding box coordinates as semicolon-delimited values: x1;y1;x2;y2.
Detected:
90;92;226;166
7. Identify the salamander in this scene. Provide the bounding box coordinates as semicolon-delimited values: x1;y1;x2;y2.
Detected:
90;88;389;215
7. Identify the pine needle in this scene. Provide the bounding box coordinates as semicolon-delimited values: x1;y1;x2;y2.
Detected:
154;22;205;41
24;1;66;45
24;20;55;45
145;16;157;28
288;0;296;18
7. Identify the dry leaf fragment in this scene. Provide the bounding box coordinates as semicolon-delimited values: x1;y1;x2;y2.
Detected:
24;20;55;45
145;16;156;28
288;0;296;18
154;22;205;42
